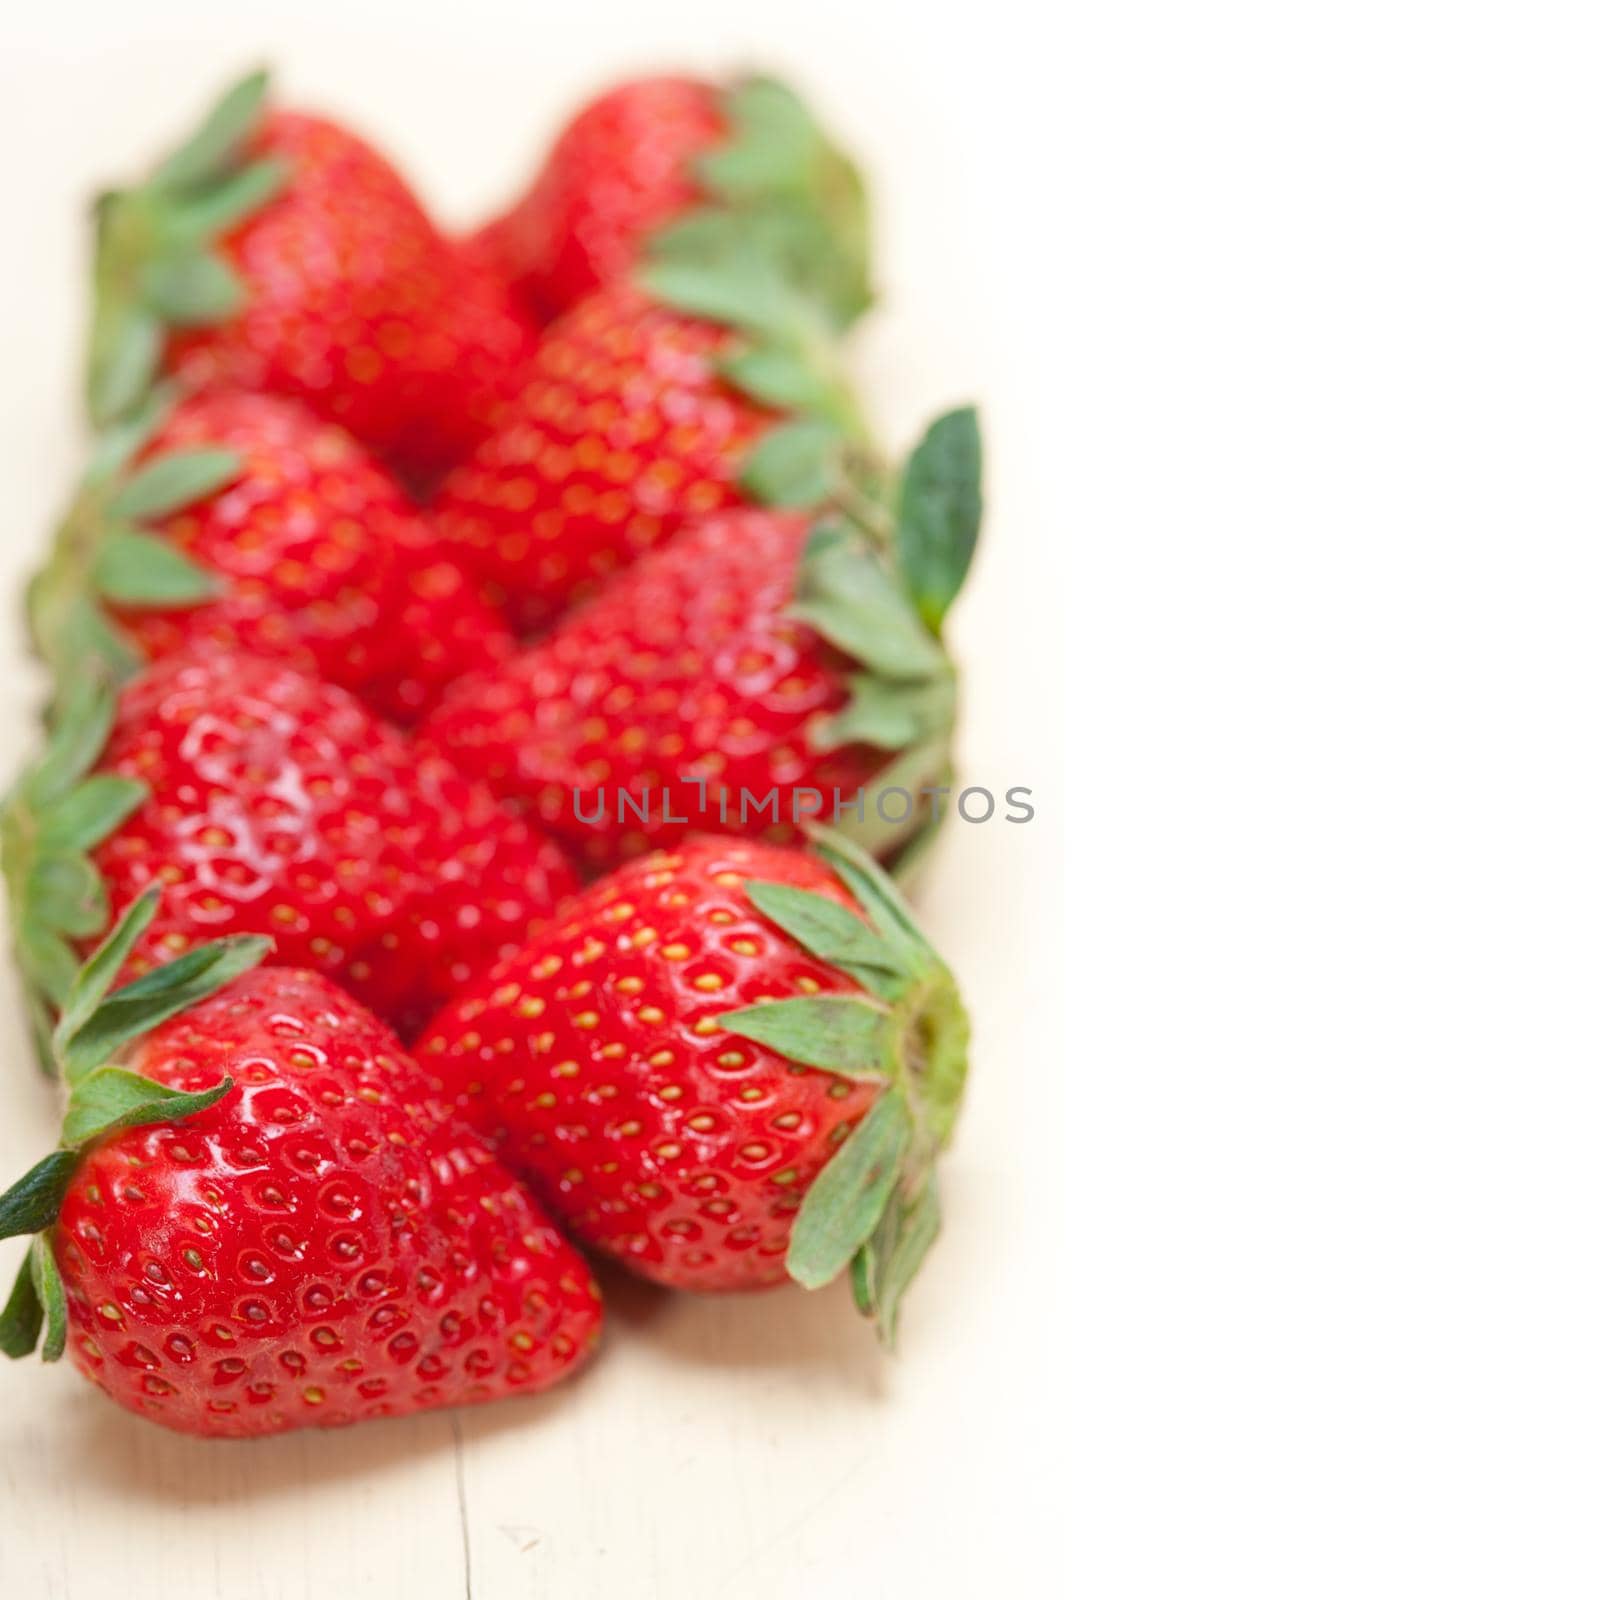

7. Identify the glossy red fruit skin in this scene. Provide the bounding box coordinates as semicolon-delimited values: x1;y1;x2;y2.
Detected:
90;650;574;1028
417;837;879;1292
474;77;725;320
118;389;513;723
420;510;883;870
349;744;581;1039
53;966;602;1438
430;284;775;632
166;113;536;480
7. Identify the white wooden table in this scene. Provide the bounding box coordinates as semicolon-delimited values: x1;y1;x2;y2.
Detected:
0;10;1066;1595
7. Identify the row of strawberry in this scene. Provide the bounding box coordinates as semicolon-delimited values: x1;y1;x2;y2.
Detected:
0;68;981;1438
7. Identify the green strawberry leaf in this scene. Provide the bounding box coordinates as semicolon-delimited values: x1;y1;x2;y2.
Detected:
811;818;970;1143
0;1253;44;1359
641;124;870;466
31;415;229;707
648;207;758;270
141;251;246;325
24;987;59;1079
107;447;241;521
787;1086;912;1289
60;931;271;1083
851;1174;942;1348
52;887;160;1057
857;739;953;870
813;674;954;754
3;688;151;1046
0;1152;78;1242
809;826;931;972
639;253;799;341
719;344;845;420
702;77;824;198
740;419;843;507
17;926;81;1012
88;72;280;425
883;783;956;892
88;303;163;429
743;880;910;996
790;522;947;683
895;407;982;634
36;775;146;854
29;1238;67;1363
698;76;872;331
22;677;119;805
82;386;180;488
152;68;272;193
849;1232;874;1316
25;855;108;941
171;157;288;238
95;529;220;606
28;590;142;697
61;1067;235;1147
719;995;891;1077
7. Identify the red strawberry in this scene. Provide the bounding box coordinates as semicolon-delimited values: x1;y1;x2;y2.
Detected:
421;410;983;870
472;76;726;319
0;652;574;1042
348;745;580;1039
88;71;534;480
418;832;967;1342
422;507;875;864
430;285;778;629
438;74;877;630
30;387;513;724
0;900;602;1436
473;76;869;328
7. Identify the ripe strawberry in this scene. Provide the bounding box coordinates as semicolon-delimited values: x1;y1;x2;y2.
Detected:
0;897;602;1436
348;744;580;1039
473;75;870;327
472;77;724;320
29;387;513;724
430;285;777;629
418;832;967;1343
421;410;983;870
87;71;534;481
436;73;879;630
0;653;574;1044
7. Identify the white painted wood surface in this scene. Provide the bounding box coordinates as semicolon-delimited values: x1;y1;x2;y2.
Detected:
0;8;1067;1596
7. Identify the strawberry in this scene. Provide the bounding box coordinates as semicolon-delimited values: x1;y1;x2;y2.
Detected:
473;75;870;327
349;744;580;1039
421;409;983;870
0;896;602;1436
429;285;777;629
417;832;967;1343
29;387;513;724
435;74;878;631
87;71;534;481
470;76;721;320
0;653;574;1046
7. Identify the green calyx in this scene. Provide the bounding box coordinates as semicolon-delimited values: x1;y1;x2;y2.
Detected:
890;407;984;636
719;828;969;1346
786;406;983;865
1;676;147;1069
28;387;239;700
640;77;875;509
700;76;872;332
639;249;870;509
88;68;285;427
0;889;270;1362
658;76;871;334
